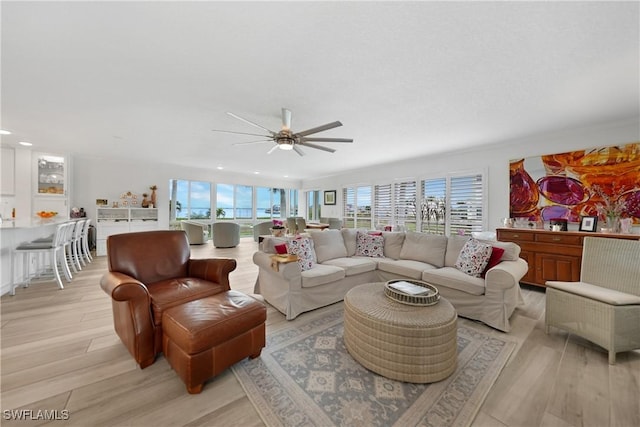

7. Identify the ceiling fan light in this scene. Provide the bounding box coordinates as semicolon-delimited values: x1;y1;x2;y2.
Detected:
279;143;294;150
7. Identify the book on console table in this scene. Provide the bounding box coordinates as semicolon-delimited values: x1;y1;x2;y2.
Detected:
388;281;432;296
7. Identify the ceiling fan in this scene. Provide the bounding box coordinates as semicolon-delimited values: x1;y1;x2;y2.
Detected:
212;108;353;156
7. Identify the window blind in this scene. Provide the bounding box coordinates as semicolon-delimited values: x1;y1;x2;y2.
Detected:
449;174;484;236
421;178;446;235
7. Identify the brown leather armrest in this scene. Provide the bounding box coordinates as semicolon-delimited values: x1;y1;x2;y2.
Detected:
100;271;150;302
188;258;237;290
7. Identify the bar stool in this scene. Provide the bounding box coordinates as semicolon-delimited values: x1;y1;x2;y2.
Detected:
11;222;73;295
71;219;86;269
80;219;93;263
61;221;78;274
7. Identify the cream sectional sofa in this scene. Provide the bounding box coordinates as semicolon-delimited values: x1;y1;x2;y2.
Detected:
253;229;528;332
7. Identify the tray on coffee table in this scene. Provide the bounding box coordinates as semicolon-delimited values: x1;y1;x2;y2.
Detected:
384;279;440;306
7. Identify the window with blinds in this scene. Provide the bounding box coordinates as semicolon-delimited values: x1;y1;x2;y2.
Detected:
343;188;355;228
374;184;392;227
394;180;417;231
419;173;484;236
343;185;372;228
449;174;484;236
421;178;446;234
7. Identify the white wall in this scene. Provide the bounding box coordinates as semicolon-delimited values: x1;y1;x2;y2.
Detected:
302;119;640;231
71;156;302;229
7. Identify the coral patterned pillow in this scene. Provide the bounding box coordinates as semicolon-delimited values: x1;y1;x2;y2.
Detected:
455;239;493;277
286;237;316;271
355;231;385;258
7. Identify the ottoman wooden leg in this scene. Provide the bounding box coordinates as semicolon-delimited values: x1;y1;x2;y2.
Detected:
187;383;204;394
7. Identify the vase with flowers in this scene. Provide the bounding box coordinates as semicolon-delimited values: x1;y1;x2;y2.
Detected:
592;185;627;233
270;219;285;237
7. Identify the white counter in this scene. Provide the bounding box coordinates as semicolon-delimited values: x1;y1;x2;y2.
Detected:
0;217;69;230
0;217;71;296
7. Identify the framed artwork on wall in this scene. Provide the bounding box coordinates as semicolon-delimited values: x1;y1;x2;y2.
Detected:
509;142;640;224
324;190;336;205
579;216;598;232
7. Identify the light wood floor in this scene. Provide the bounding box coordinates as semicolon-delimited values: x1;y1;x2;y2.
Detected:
1;237;638;427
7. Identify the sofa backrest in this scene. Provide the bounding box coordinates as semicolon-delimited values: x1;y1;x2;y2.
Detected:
341;228;359;256
310;229;348;263
479;239;521;261
399;231;448;267
382;232;405;259
445;235;470;267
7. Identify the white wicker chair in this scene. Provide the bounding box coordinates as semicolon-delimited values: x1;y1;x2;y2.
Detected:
545;236;640;364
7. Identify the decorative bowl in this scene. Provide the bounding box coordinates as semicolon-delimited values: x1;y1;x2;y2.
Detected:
384;279;440;306
36;211;58;219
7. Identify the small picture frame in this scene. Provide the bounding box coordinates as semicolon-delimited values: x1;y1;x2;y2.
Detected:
96;199;108;206
579;216;598;232
324;190;336;205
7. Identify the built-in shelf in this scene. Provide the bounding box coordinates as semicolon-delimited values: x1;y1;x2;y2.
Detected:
96;207;159;256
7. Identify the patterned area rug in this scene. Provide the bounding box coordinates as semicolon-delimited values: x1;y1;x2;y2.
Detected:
232;304;515;427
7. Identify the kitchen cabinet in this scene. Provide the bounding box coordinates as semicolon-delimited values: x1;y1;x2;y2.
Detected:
33;153;69;217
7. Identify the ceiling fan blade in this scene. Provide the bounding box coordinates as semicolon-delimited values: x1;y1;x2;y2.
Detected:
300;137;353;143
232;139;273;145
267;145;279;154
227;112;276;135
282;108;292;130
212;129;272;138
293;145;305;156
299;141;336;153
294;121;342;137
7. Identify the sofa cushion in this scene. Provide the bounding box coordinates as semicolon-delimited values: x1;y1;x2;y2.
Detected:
382;232;405;260
301;264;346;288
422;267;485;296
287;237;316;271
356;231;385;257
455;239;493;277
377;258;438;280
311;229;348;263
444;236;470;267
342;228;366;256
322;257;377;276
399;231;448;267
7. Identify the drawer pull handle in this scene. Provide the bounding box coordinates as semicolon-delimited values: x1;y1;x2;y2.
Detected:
552;237;561;241
513;234;520;238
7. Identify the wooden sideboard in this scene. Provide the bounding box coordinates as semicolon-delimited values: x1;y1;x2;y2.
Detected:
497;228;640;288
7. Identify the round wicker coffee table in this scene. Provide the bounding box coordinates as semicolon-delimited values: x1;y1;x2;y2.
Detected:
343;282;457;383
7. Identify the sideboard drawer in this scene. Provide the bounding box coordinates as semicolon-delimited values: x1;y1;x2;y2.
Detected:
535;233;583;245
497;230;534;242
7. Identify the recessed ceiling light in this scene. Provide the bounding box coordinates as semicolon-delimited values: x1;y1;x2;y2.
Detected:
254;171;260;174
283;175;289;178
0;129;11;135
19;141;33;146
216;166;224;170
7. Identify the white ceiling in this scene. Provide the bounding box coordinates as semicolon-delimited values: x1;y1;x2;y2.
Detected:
2;1;638;180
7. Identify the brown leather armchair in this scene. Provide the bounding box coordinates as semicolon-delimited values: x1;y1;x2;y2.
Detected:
100;230;236;369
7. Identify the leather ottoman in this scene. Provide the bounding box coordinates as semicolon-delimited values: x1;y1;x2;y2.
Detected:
162;290;266;393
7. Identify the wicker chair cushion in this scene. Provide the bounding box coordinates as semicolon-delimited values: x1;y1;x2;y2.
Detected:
546;281;640;306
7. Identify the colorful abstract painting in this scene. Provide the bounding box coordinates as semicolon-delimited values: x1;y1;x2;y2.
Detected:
510;142;640;224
